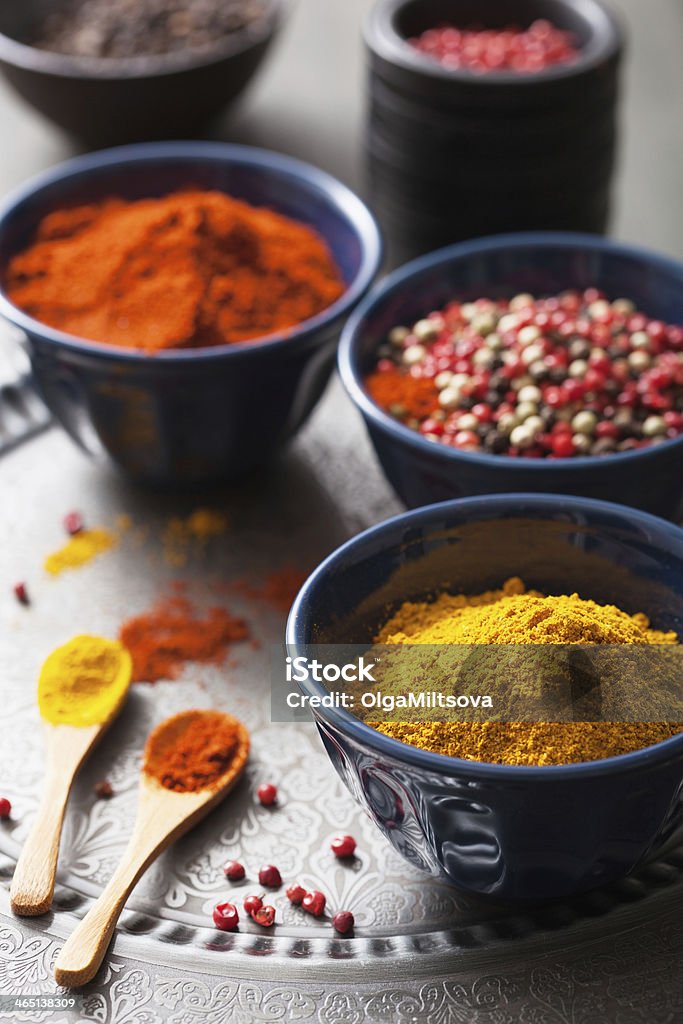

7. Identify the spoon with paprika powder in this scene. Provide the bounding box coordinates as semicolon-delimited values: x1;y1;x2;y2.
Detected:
11;636;132;917
54;709;249;988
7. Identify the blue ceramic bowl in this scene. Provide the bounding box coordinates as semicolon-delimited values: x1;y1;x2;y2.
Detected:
286;494;683;900
339;232;683;519
0;142;382;486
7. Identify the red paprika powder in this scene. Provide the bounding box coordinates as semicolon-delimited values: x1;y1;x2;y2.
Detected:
144;711;241;792
6;190;345;351
119;594;248;683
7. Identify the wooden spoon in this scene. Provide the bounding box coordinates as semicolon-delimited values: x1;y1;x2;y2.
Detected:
54;709;249;989
11;637;132;917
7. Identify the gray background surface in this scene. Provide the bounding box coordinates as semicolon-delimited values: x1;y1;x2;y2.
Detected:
2;0;683;260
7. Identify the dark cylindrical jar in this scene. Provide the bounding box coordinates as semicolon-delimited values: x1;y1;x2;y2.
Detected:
365;0;625;264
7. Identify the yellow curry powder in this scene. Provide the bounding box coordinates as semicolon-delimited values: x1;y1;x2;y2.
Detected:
374;578;681;766
44;527;117;576
38;635;132;727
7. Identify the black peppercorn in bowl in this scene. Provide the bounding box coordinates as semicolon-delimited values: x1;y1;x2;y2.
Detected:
339;232;683;520
0;0;287;145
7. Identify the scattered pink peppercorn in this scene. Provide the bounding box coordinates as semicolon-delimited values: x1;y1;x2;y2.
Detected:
63;511;84;536
331;835;357;859
0;798;11;819
243;893;263;916
332;911;355;935
258;864;282;888
212;901;239;931
252;904;276;928
302;890;326;917
223;860;245;881
256;782;277;806
286;883;306;905
94;780;113;800
12;582;29;606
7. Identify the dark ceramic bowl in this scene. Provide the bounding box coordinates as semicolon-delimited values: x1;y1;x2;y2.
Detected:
366;0;624;109
286;494;683;900
339;233;683;518
0;142;382;486
0;0;286;145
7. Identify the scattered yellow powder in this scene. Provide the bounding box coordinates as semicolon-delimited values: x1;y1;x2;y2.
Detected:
44;527;117;576
162;508;229;567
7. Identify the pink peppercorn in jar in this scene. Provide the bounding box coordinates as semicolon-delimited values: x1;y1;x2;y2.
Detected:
408;21;580;75
364;0;624;264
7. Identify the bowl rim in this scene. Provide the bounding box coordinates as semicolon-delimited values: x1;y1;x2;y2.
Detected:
0;0;286;79
0;141;383;364
338;230;683;471
365;0;624;87
286;492;683;779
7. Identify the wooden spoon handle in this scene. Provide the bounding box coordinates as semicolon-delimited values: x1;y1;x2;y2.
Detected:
11;725;99;917
10;771;73;916
54;843;152;989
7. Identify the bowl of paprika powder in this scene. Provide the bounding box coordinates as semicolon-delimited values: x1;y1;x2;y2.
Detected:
0;141;382;485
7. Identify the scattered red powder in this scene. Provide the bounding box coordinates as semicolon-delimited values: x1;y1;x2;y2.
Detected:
119;595;249;683
227;566;308;614
260;567;308;612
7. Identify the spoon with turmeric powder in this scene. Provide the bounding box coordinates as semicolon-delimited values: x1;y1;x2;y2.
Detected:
54;709;249;989
11;636;132;917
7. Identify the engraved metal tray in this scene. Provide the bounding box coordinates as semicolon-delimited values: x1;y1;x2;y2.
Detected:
1;382;682;1023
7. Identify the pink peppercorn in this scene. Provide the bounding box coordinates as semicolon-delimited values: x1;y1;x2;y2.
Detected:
330;835;357;859
252;905;276;928
286;884;306;905
332;911;355;935
243;894;263;915
223;860;245;881
552;434;575;458
258;864;282;888
302;890;326;917
12;583;29;606
213;901;239;931
256;782;277;806
63;511;84;535
0;798;11;819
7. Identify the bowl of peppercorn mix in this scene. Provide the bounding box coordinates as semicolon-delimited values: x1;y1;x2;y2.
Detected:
0;141;382;485
0;0;287;145
339;232;683;519
286;493;683;900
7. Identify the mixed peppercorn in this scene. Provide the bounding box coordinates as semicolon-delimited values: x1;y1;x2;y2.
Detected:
365;289;683;459
408;20;579;74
